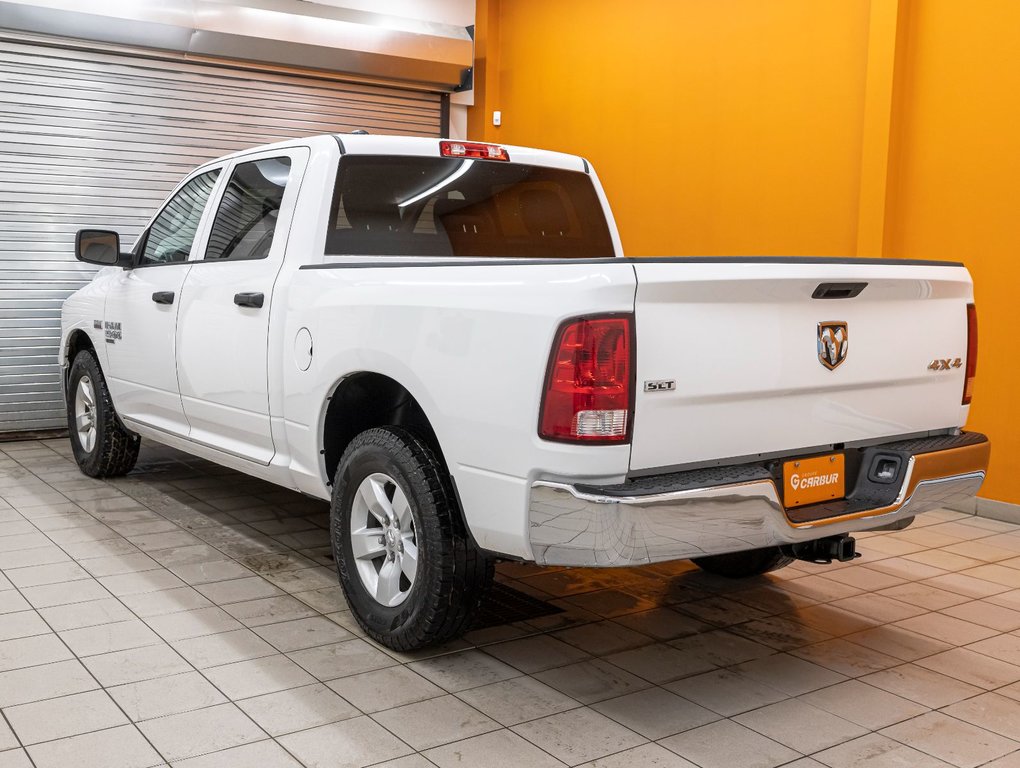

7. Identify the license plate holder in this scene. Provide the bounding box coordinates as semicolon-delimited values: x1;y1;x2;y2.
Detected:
783;453;845;508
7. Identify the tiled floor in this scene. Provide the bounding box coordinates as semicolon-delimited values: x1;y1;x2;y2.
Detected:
2;439;1020;768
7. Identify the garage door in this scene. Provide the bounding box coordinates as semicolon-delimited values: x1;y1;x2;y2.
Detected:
0;35;443;433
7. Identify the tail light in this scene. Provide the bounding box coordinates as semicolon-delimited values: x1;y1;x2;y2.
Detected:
440;140;509;161
539;315;633;443
963;303;977;404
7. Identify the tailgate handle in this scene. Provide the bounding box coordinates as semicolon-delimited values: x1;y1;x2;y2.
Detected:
812;282;867;299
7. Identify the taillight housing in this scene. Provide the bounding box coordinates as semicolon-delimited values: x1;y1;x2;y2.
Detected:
963;302;977;404
539;315;633;443
440;140;509;161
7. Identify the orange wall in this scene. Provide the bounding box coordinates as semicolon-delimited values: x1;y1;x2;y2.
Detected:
472;0;871;256
471;0;1019;503
884;1;1020;503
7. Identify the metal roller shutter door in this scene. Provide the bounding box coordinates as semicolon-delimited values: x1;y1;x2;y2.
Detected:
0;34;443;433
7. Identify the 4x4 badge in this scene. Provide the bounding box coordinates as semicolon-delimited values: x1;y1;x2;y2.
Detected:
818;321;848;370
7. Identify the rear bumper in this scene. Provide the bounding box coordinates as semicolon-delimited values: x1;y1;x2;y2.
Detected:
527;432;990;567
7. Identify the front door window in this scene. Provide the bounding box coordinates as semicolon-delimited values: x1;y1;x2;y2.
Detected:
139;170;220;265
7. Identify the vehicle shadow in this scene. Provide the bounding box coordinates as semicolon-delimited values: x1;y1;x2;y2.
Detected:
107;441;851;658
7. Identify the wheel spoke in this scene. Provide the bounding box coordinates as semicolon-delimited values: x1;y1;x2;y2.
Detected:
400;539;418;582
76;413;91;431
350;527;386;561
391;486;412;531
375;558;401;605
83;429;95;453
358;477;393;526
80;381;94;408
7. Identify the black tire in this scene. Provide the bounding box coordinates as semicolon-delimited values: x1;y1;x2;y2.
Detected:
66;350;140;478
692;547;794;579
330;426;493;651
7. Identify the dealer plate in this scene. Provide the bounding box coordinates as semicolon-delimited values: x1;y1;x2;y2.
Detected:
783;453;845;508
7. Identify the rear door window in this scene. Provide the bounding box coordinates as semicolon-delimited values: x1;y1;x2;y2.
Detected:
324;156;615;259
205;157;292;261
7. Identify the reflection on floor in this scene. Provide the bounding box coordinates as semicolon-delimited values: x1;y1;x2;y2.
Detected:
1;439;1020;768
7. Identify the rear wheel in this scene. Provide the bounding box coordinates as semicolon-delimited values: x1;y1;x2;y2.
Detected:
692;546;794;579
66;350;140;477
331;427;492;651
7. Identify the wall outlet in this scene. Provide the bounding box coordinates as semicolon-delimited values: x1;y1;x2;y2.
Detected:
492;110;502;126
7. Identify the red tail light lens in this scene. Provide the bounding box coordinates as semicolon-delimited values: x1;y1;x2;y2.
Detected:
963;303;977;404
539;315;633;443
440;140;509;161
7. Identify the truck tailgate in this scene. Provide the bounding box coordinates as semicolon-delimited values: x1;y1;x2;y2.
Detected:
629;259;973;473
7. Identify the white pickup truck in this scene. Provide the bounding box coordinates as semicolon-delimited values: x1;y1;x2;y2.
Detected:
61;134;989;650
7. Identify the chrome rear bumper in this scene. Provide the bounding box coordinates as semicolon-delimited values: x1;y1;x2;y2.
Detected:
528;434;989;567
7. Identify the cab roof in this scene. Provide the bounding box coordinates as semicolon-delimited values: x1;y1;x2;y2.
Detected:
196;134;588;174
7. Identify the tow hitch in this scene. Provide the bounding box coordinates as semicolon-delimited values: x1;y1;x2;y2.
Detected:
785;534;859;565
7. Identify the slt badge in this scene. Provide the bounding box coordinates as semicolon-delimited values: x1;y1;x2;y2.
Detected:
817;321;848;370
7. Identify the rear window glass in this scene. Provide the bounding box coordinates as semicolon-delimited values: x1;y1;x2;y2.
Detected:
324;156;615;259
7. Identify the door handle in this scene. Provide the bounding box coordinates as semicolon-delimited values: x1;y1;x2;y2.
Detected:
233;292;264;308
151;291;175;305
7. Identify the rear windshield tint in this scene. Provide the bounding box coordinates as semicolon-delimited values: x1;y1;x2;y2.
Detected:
324;156;615;259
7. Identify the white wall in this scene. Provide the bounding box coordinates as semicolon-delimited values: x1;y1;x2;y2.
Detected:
303;0;475;137
6;0;476;137
301;0;473;26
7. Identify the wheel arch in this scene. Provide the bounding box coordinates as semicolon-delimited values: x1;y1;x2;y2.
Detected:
321;371;450;489
63;329;98;396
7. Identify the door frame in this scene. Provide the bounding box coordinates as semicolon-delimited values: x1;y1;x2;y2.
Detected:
103;161;229;435
173;144;312;464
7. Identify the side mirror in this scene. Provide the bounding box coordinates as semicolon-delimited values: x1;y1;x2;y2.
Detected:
75;229;133;268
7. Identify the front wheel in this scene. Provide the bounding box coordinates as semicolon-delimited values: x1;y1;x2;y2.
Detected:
692;546;794;579
66;350;140;477
330;427;492;651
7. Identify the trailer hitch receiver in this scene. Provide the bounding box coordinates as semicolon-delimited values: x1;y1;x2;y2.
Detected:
785;534;859;565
